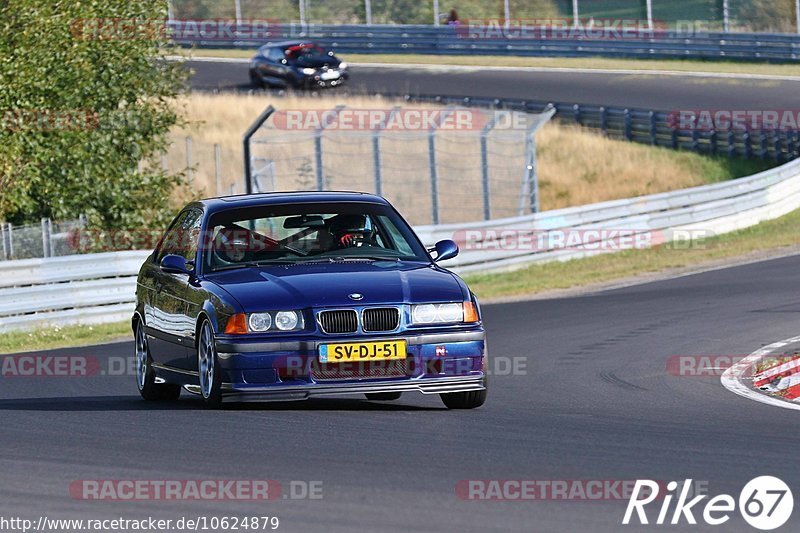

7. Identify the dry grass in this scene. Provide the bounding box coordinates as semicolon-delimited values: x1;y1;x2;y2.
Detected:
167;93;767;224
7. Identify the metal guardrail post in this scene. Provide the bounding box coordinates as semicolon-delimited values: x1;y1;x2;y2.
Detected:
727;129;735;157
710;129;718;155
314;105;345;191
0;222;9;260
480;114;498;221
600;107;608;136
427;107;455;225
573;104;581;126
623;109;632;141
744;132;753;159
759;131;769;160
774;133;783;163
371;106;400;197
649;111;657;145
41;218;52;258
519;105;556;215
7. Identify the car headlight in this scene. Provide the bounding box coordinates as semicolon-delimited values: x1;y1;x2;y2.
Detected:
411;302;479;325
338;61;348;70
301;67;316;75
275;310;300;331
248;313;272;332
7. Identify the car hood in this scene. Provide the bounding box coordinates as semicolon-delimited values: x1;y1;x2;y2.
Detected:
294;55;340;69
206;261;466;310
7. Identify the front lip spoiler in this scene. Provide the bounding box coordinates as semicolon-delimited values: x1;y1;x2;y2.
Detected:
184;375;485;403
216;330;485;354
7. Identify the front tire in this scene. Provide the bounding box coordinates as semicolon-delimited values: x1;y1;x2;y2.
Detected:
198;320;222;409
249;70;264;88
135;322;180;401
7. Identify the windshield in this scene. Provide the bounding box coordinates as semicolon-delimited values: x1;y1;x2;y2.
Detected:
286;44;328;59
205;202;429;272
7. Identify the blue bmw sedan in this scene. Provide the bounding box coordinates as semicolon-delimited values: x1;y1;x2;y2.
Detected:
133;192;487;409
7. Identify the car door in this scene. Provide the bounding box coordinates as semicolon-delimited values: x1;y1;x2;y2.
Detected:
148;209;202;369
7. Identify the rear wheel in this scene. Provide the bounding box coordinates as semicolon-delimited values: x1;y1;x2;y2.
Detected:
440;388;487;410
198;320;222;409
135;322;180;401
365;392;402;401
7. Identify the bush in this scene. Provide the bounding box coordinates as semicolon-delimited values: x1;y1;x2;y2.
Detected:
0;0;188;230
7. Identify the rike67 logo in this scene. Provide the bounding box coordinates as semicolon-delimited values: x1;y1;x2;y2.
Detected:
623;476;793;530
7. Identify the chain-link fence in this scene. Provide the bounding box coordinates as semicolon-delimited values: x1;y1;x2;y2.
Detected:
0;217;86;261
169;0;800;33
244;105;553;226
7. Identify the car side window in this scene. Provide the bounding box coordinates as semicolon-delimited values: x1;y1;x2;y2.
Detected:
181;209;203;263
156;211;189;263
268;47;285;62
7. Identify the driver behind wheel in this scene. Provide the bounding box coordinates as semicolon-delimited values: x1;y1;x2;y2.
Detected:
327;214;372;248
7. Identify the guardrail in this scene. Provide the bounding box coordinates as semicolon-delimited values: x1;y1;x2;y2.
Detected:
173;23;800;62
3;156;800;332
0;251;149;333
415;157;800;272
401;94;800;163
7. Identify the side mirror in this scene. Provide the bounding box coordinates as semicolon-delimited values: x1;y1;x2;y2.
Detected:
160;254;194;275
433;239;459;262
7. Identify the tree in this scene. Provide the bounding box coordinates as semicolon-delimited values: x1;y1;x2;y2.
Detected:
0;0;188;230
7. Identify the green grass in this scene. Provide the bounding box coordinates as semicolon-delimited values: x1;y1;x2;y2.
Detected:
465;207;800;300
178;48;800;77
0;321;131;355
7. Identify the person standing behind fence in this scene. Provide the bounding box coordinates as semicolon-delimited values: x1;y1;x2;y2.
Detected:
446;8;460;25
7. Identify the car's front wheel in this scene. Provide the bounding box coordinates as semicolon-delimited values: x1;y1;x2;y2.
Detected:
135;322;180;401
440;388;487;409
197;320;223;409
249;70;264;88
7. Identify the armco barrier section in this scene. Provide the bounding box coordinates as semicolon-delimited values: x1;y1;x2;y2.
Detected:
414;157;800;272
3;157;800;332
402;95;800;162
172;23;800;62
0;251;150;333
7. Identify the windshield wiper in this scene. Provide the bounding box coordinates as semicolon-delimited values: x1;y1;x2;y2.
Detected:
212;259;299;271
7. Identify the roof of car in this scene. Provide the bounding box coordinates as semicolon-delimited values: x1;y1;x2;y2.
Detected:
259;40;309;49
193;191;390;215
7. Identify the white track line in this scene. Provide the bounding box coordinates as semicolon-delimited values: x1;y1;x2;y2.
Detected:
721;335;800;411
174;55;800;82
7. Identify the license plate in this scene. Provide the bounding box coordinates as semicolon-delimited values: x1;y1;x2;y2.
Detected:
320;70;340;80
319;340;406;363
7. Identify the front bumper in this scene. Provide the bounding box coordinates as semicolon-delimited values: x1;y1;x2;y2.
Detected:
299;71;349;88
205;330;486;402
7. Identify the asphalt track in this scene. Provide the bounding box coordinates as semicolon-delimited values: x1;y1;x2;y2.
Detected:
187;59;800;110
3;62;800;532
4;255;800;532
